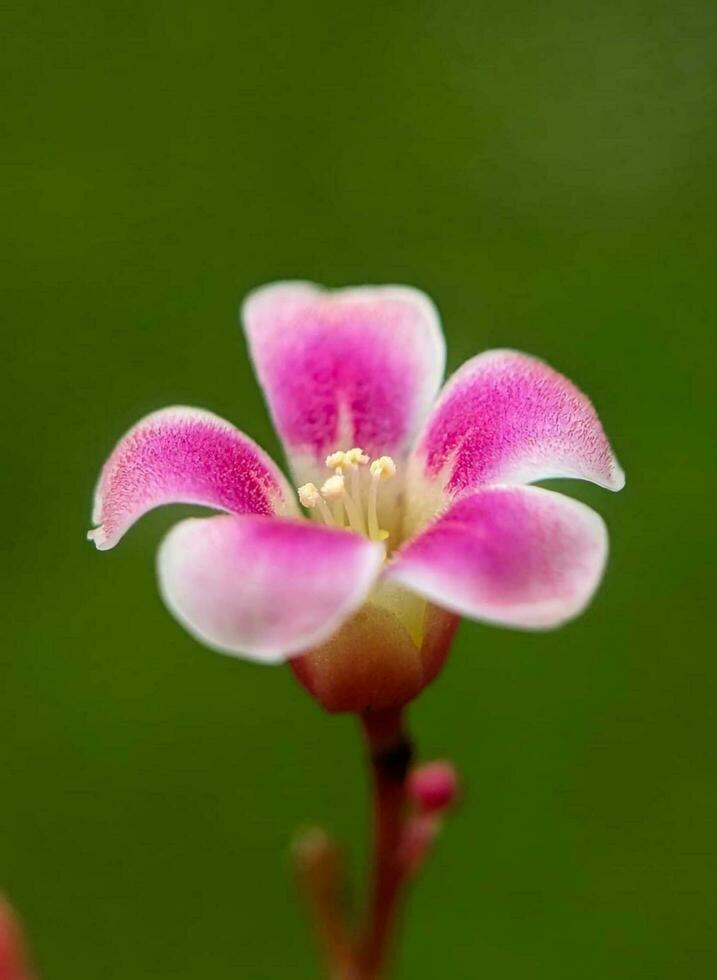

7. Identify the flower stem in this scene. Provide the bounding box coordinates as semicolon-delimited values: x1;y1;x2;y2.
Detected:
295;708;416;979
357;708;414;978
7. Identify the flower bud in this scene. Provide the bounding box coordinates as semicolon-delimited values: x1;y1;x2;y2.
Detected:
407;760;459;813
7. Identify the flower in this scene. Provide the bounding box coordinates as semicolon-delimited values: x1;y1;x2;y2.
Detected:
88;282;624;713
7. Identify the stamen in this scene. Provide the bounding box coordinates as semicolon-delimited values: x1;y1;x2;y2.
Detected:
321;474;345;499
343;447;369;535
321;473;347;528
322;473;365;535
298;451;396;544
298;482;334;526
367;456;396;541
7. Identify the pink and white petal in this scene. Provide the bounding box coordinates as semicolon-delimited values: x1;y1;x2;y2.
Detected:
157;514;384;662
242;282;445;483
406;349;624;531
88;407;297;551
386;485;608;630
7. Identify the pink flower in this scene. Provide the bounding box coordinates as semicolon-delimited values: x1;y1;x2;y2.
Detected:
89;282;624;712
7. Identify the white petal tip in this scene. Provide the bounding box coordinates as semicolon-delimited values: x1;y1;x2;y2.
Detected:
87;526;112;550
608;466;626;491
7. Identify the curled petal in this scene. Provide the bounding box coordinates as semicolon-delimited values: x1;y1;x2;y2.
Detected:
157;514;384;662
242;282;445;481
88;407;297;550
406;349;624;531
386;485;609;630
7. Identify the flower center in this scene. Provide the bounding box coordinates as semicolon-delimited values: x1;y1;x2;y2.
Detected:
297;448;396;542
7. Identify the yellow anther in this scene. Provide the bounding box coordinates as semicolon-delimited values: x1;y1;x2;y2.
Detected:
325;451;347;471
344;447;369;468
297;483;320;508
298;480;336;527
370;456;396;481
321;474;346;499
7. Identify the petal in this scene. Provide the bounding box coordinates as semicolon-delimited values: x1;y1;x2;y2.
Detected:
386;485;608;630
157;514;384;662
89;407;297;550
242;281;445;482
406;349;624;531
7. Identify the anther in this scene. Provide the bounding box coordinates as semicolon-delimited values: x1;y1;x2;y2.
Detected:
298;482;334;526
321;474;346;499
344;447;369;468
297;483;320;508
325;451;346;472
370;456;396;481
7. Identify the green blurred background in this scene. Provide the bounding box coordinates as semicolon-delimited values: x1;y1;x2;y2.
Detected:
2;1;715;977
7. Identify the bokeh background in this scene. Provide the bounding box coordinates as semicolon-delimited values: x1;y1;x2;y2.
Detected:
2;2;715;977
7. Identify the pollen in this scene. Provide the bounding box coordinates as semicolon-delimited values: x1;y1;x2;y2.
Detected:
297;449;397;544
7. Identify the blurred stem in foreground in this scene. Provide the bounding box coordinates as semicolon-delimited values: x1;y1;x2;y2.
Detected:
0;896;36;980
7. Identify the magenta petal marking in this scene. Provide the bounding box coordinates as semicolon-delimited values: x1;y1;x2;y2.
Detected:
386;485;608;629
413;350;625;495
88;407;296;550
242;282;445;466
157;515;384;662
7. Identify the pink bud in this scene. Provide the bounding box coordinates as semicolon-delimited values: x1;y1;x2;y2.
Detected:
407;760;459;813
0;896;35;980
